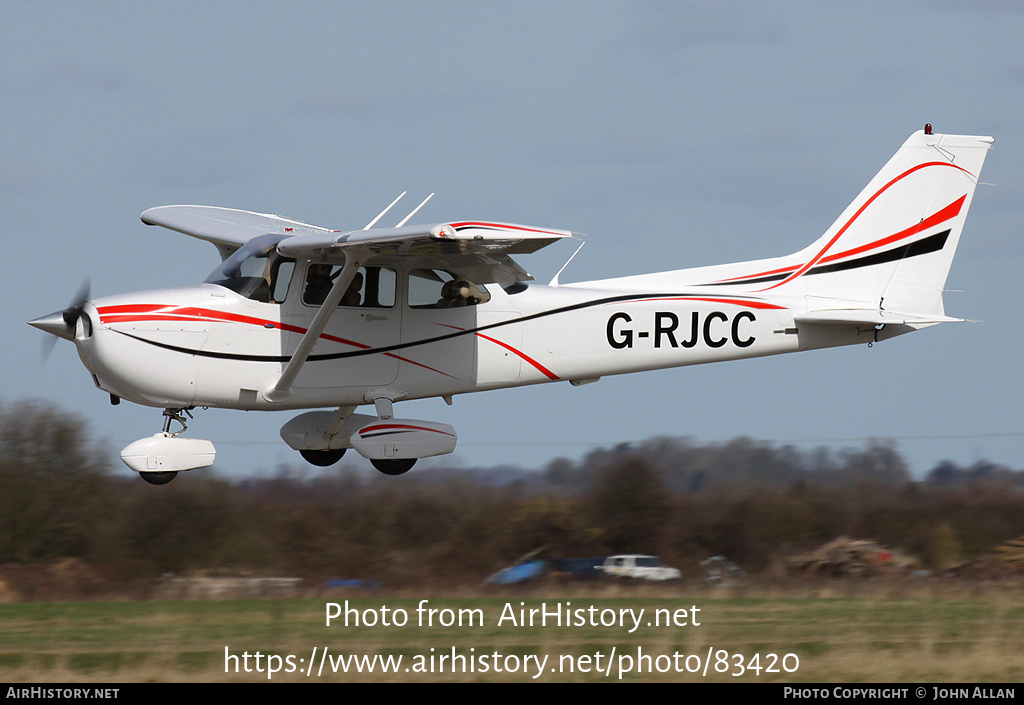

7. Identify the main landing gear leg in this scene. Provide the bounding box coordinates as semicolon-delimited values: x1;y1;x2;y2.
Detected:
368;398;416;476
291;406;354;467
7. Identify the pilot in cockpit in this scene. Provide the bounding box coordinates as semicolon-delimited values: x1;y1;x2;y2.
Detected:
304;265;364;307
303;264;333;305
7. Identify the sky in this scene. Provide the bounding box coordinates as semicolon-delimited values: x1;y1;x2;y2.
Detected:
5;1;1024;480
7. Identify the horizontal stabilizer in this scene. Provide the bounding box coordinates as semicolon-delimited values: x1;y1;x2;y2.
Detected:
795;309;962;326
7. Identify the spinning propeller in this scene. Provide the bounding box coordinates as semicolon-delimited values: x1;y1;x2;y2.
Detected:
29;279;90;362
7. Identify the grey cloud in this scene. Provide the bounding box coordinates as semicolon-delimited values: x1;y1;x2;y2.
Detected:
932;0;1024;16
290;87;490;123
630;0;788;52
13;62;131;99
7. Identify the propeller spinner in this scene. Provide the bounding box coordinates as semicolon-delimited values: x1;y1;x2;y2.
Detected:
29;280;91;359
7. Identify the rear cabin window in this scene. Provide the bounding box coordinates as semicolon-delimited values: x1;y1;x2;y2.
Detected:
407;269;491;308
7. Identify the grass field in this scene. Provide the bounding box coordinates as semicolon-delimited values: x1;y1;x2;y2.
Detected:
2;586;1023;682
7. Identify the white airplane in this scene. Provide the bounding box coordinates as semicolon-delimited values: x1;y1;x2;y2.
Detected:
30;127;992;484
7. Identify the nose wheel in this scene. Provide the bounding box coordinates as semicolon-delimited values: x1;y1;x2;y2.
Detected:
140;471;178;485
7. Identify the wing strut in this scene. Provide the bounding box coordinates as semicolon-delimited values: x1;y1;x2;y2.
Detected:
263;250;367;402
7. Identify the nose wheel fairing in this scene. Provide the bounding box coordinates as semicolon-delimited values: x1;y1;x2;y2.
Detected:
120;433;216;474
120;409;215;483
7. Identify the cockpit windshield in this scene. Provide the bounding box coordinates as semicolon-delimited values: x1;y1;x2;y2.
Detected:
204;234;295;303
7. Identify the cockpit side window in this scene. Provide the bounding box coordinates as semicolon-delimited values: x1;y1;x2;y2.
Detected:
270;259;295;303
408;269;492;309
302;264;396;308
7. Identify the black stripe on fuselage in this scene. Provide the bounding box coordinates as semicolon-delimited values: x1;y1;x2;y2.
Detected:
109;291;774;363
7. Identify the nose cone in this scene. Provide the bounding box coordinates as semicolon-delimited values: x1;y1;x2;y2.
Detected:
28;310;76;341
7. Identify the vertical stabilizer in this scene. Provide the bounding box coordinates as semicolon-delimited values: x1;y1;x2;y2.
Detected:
768;130;992;315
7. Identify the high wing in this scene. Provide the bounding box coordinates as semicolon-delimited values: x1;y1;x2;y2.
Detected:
141;205;337;260
142;205;575;283
277;220;575;283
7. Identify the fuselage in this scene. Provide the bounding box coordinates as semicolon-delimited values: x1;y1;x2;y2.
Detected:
71;257;874;413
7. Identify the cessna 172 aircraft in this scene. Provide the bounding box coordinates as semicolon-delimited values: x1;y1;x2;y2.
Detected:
30;127;992;484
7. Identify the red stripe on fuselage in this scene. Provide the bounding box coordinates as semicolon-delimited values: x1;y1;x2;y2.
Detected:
713;264;800;284
96;305;450;372
98;305;360;343
436;323;560;381
474;332;560;380
382;351;457;378
616;297;786;310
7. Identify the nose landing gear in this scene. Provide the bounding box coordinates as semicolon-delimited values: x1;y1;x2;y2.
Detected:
120;408;216;485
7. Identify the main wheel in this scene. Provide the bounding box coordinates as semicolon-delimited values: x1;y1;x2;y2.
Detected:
300;448;347;467
140;471;178;485
370;458;416;475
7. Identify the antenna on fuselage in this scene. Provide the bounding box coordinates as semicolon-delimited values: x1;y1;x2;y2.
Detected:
363;192;407;230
